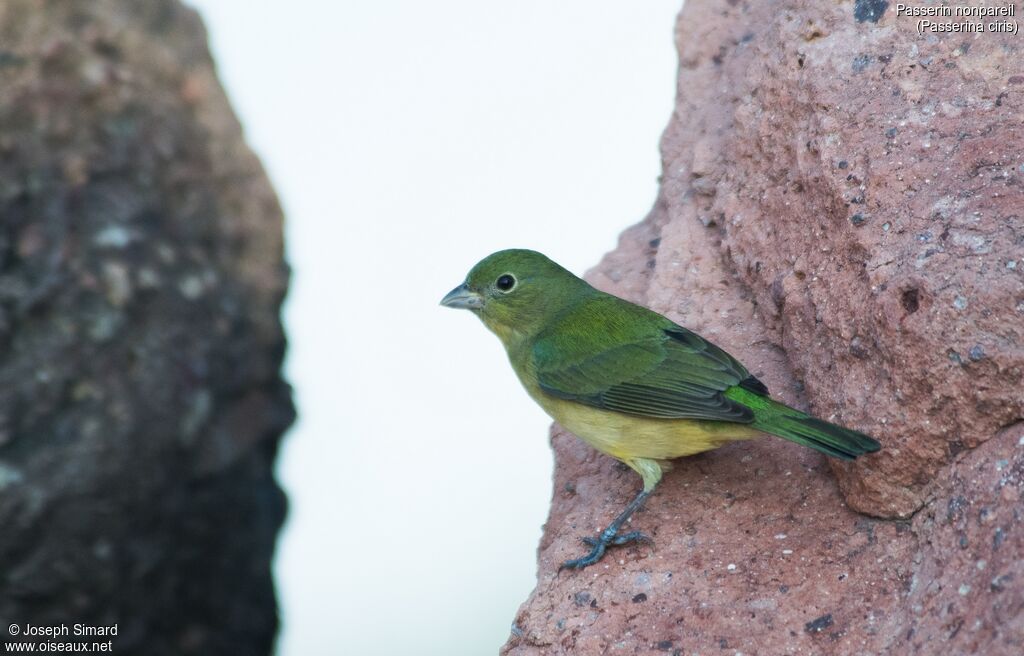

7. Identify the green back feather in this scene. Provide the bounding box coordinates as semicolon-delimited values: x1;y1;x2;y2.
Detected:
532;295;762;423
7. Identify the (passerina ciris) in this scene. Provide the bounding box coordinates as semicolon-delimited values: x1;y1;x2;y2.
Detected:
441;249;880;569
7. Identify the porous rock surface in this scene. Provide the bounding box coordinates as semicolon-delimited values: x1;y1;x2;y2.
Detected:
504;1;1023;653
0;2;293;654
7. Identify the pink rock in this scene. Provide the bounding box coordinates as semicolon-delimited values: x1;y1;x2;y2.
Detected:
504;1;1023;653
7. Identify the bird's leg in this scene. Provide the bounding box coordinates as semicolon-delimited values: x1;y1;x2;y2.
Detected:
559;488;652;570
559;457;662;571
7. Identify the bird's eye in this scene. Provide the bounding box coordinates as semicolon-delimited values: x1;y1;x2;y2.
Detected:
496;274;516;292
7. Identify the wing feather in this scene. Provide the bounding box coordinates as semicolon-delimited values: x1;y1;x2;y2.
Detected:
533;297;765;423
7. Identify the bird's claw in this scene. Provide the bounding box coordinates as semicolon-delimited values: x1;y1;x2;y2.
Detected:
581;530;651;547
560;530;652;570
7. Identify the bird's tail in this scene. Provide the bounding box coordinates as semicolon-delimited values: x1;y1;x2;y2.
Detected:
749;397;880;461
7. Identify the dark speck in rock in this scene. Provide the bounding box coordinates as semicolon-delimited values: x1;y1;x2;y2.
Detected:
947;496;967;522
886;127;898;138
854;0;889;23
838;160;848;169
852;54;872;73
805;613;834;634
850;213;867;226
968;344;985;361
633;593;648;603
991;573;1013;592
901;289;920;314
993;527;1006;550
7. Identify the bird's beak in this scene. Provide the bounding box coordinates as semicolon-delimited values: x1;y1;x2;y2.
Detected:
440;283;484;310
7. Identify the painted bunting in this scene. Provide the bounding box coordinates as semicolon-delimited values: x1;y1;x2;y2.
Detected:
441;249;880;569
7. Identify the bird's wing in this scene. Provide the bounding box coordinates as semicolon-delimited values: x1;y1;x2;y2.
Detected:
532;297;766;423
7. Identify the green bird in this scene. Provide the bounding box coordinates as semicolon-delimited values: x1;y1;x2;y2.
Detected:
441;249;880;569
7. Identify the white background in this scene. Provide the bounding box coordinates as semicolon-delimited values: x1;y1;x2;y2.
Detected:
185;2;681;654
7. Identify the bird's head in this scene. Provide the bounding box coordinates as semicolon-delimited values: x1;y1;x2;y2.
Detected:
440;249;591;344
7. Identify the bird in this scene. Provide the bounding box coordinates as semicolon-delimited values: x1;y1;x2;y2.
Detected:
440;249;880;570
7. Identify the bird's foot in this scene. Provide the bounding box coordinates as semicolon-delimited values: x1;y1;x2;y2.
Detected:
559;529;652;570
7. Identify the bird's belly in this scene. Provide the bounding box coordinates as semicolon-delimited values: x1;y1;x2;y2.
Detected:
539;395;759;461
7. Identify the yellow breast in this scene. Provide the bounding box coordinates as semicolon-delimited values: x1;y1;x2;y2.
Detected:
517;371;758;462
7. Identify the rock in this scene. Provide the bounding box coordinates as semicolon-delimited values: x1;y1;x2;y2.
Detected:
504;1;1023;653
0;2;293;654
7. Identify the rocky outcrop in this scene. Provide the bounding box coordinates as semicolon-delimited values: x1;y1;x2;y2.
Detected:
0;2;293;654
504;1;1023;653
